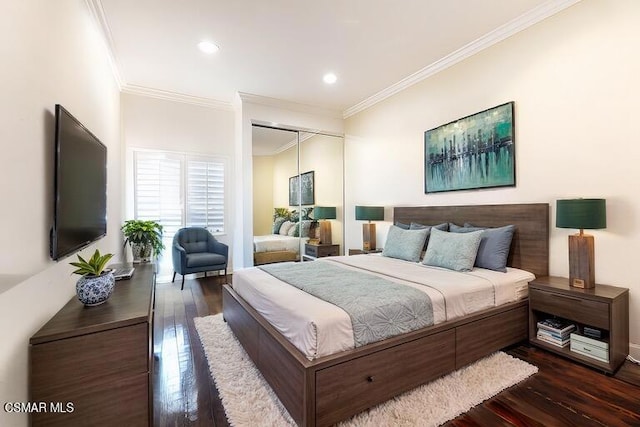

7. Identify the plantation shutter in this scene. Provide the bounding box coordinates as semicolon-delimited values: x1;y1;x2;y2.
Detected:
133;152;183;237
186;157;225;233
133;151;226;236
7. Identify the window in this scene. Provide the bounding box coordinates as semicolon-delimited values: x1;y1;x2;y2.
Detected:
133;151;226;237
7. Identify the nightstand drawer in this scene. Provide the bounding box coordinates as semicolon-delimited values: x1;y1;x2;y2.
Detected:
529;288;609;329
305;245;319;257
305;244;339;258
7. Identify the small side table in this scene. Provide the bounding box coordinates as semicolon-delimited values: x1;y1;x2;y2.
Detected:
303;243;340;261
528;276;629;373
348;248;383;256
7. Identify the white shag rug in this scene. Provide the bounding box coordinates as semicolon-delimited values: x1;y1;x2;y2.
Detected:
194;314;537;427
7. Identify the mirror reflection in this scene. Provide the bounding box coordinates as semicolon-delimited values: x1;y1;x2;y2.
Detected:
252;125;343;266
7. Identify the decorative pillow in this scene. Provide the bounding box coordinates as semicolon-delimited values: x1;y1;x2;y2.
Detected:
409;222;448;251
287;222;298;237
279;220;294;236
394;221;410;230
457;224;516;272
449;222;462;233
299;220;312;238
272;217;287;234
422;228;483;272
382;225;429;262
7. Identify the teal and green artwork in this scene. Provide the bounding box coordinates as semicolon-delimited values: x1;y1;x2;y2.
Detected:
424;102;515;193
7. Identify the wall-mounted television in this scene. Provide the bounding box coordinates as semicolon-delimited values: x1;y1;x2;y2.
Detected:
50;104;107;260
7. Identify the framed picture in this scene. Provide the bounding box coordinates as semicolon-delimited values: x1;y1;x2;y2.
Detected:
289;170;314;206
424;102;515;193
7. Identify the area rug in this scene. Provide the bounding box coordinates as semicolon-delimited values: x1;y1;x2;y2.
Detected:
194;314;538;426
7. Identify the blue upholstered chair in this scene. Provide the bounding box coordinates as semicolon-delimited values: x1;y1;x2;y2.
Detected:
172;227;228;290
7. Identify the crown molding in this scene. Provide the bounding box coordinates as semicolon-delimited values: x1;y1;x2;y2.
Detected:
85;0;123;89
343;0;582;119
238;92;343;120
122;84;235;111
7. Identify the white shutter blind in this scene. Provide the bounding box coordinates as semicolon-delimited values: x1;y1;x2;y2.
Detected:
133;152;183;236
133;150;226;236
186;157;225;233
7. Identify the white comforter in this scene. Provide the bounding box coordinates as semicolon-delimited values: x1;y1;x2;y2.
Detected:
253;234;302;253
233;254;534;360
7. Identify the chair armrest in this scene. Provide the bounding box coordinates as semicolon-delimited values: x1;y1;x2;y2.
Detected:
208;238;229;260
172;242;187;273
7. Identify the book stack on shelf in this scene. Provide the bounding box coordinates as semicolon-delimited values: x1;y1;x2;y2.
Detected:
536;318;576;348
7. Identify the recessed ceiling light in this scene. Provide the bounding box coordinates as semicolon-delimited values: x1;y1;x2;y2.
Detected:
198;41;219;54
323;72;337;84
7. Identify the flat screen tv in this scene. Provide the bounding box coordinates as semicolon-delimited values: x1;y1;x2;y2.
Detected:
50;104;107;260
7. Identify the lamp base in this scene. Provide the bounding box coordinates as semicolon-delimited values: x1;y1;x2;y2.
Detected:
362;223;376;251
568;234;595;288
318;220;332;245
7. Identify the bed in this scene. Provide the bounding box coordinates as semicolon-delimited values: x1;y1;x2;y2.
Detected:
223;203;549;426
253;234;302;265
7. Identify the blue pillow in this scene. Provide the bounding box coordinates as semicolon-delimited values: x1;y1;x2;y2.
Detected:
382;225;429;262
394;221;410;230
422;228;483;272
450;223;515;272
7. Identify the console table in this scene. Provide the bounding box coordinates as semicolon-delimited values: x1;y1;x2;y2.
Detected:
29;263;156;426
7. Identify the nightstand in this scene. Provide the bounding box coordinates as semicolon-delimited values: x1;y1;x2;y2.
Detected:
303;243;340;261
528;276;629;373
348;248;383;255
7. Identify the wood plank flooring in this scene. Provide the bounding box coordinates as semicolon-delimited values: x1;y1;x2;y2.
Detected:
153;275;640;426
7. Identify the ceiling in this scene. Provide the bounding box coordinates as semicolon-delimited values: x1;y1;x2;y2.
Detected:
95;0;576;115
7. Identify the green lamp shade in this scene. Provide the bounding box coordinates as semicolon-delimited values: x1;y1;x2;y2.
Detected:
313;206;336;220
556;199;606;230
355;206;384;221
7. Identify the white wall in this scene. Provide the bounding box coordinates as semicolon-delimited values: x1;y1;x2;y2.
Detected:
344;0;640;356
121;93;235;260
0;1;121;425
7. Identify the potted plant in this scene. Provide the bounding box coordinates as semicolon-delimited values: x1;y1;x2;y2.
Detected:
70;249;115;306
121;219;164;263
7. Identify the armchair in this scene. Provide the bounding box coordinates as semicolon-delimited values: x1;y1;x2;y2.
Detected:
172;227;228;290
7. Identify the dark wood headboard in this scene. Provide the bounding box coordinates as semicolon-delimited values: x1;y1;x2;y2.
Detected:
393;203;549;278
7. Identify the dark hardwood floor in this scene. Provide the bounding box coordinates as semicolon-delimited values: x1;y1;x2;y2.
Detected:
154;275;640;426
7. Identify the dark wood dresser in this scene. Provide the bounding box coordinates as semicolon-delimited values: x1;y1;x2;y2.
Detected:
29;263;156;426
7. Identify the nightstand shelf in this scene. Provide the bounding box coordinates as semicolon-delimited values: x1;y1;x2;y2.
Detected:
528;276;629;373
303;243;340;261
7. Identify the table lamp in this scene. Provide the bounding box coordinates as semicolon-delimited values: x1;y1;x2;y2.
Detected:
313;206;336;245
556;198;606;288
355;206;384;251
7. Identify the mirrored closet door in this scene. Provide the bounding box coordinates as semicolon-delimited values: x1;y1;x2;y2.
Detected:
252;125;343;265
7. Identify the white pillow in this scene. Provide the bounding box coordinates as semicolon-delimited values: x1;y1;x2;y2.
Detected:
279;220;293;236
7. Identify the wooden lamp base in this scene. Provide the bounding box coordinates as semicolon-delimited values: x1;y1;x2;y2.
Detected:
318;220;332;245
568;233;595;288
362;223;376;251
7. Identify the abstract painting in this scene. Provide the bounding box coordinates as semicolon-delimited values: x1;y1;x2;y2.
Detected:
424;102;515;193
289;170;314;206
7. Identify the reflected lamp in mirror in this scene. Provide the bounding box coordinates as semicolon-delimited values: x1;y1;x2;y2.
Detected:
355;206;384;251
556;198;606;289
313;206;336;245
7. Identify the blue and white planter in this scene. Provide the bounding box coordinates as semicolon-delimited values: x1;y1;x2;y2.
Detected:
76;270;115;306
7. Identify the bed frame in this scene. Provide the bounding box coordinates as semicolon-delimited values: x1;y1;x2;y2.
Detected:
253;250;299;265
223;203;549;426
